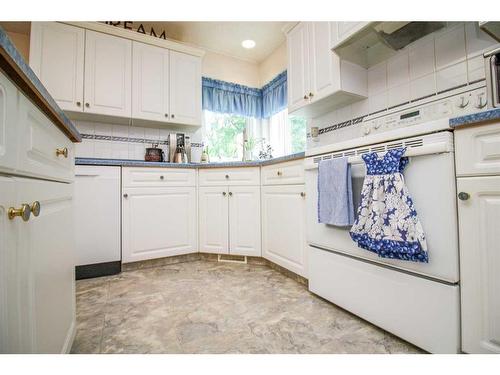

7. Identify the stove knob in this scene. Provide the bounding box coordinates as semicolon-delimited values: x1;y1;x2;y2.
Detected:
475;94;487;109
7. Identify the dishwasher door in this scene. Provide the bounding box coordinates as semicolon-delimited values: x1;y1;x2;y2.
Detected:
74;165;121;277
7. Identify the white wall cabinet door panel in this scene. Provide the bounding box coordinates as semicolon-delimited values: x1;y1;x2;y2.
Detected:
228;186;261;257
16;177;75;354
287;23;310;112
310;22;340;102
84;30;132;117
122;187;197;263
0;72;18;173
0;177;21;353
199;186;229;254
29;22;85;112
169;51;201;126
458;176;500;354
262;185;307;277
132;42;170;122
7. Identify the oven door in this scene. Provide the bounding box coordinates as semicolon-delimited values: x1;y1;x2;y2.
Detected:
305;141;459;283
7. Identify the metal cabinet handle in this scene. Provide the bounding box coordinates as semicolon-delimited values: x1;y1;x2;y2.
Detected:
56;147;68;158
123;193;128;198
228;192;233;196
309;92;314;98
225;174;229;179
300;192;306;198
171;114;175;118
458;192;470;201
165;113;169;118
303;94;308;100
8;204;31;222
30;201;41;217
277;171;282;176
85;103;90;108
222;192;227;196
160;175;164;180
76;101;81;107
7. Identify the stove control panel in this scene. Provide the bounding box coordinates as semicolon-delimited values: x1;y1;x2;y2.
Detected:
360;86;487;137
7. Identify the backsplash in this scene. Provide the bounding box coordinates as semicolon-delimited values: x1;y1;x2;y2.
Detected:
307;22;499;149
74;121;204;162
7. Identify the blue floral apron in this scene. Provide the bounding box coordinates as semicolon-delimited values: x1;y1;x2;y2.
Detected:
349;148;428;263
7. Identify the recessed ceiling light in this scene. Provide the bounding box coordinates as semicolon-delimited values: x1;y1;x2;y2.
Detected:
241;39;256;49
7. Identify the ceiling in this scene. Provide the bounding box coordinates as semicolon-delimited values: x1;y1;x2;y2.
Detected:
135;22;289;63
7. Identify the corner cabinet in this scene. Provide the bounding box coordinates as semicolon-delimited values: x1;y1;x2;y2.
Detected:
286;22;367;117
198;168;261;257
30;22;203;127
121;167;198;263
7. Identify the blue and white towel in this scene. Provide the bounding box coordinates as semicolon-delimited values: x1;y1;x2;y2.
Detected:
317;157;355;226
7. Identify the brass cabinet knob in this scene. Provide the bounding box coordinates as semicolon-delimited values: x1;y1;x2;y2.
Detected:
85;103;90;108
30;201;41;217
56;147;68;158
165;113;169;118
228;192;233;196
225;174;229;179
300;192;306;198
76;101;81;107
8;204;31;222
160;175;164;180
458;192;470;201
171;114;175;118
309;92;314;97
222;192;227;196
303;95;308;100
123;193;128;198
277;171;282;176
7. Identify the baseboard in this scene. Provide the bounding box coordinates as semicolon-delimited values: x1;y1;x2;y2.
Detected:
61;317;76;354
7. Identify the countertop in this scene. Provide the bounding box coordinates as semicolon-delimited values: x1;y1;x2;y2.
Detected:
75;152;305;168
0;27;81;142
449;107;500;128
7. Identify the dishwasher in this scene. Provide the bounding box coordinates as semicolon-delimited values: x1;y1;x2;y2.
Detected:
74;165;121;279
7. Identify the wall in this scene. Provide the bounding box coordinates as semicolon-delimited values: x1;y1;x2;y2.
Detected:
6;31;30;61
258;42;287;86
203;50;261;87
308;22;499;149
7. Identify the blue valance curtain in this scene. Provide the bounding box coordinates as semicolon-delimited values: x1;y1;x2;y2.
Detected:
202;77;263;118
202;70;287;119
262;70;287;118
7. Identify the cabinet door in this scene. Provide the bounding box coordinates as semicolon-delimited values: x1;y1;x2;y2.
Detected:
169;51;201;125
262;185;307;277
458;176;500;354
16;177;75;353
84;30;132;117
287;22;310;113
29;22;85;112
132;42;170;122
0;177;20;353
309;22;340;101
122;187;197;262
228;186;261;257
199;186;229;254
0;71;18;172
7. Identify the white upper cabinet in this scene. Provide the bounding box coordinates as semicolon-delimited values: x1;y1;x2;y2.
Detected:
286;22;367;117
287;22;310;113
336;22;369;44
84;30;132;117
169;51;202;126
132;42;170;122
29;22;85;112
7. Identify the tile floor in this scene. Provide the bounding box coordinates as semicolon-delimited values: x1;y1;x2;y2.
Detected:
71;260;423;354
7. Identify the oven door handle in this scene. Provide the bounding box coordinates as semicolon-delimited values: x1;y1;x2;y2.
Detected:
304;142;453;170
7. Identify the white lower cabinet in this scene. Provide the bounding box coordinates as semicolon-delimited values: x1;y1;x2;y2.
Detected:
199;184;261;257
122;186;197;263
0;176;75;353
261;185;307;277
458;175;500;354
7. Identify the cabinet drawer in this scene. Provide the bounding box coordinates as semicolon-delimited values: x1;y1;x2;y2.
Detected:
122;167;196;187
198;167;260;186
16;95;74;183
262;159;305;185
455;122;500;176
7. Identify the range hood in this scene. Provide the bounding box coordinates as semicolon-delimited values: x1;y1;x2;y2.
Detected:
333;21;446;68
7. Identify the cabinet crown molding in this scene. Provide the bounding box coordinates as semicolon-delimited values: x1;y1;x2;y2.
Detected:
60;22;206;58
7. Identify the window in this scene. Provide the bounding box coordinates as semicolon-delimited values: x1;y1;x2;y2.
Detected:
203;109;306;162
